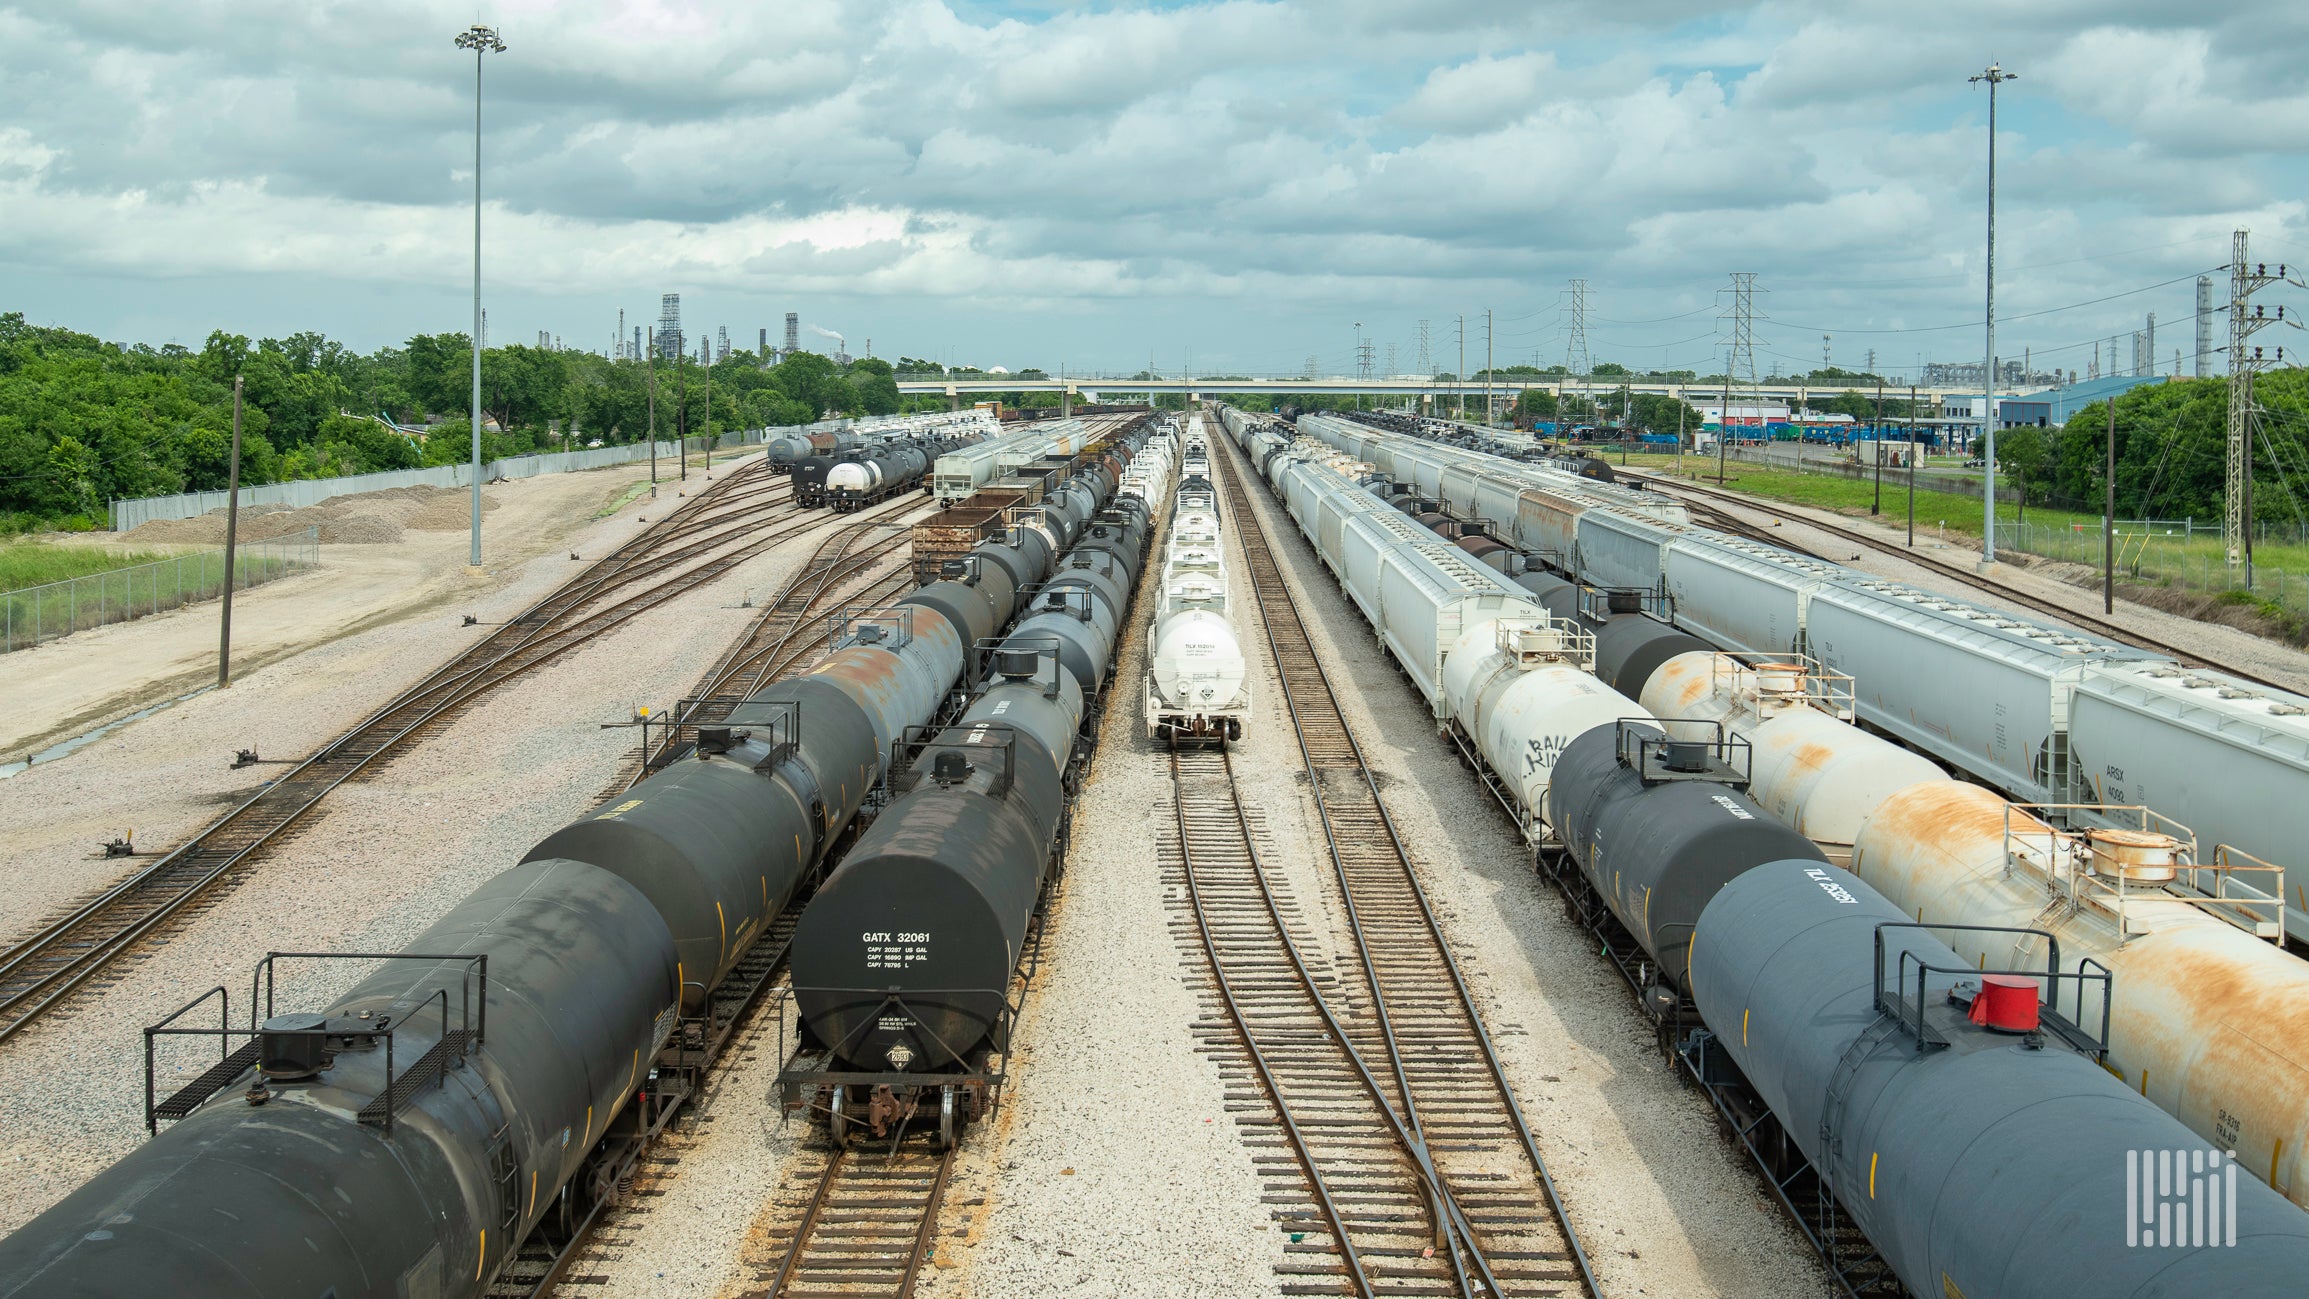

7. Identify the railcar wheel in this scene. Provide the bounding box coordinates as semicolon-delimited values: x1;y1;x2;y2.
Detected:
938;1086;959;1149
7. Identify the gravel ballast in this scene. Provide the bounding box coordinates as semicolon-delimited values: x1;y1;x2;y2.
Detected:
0;495;841;1235
1208;427;1823;1296
940;422;1281;1298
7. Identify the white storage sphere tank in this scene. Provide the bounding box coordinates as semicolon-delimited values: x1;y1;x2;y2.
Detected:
827;461;883;493
1152;609;1248;711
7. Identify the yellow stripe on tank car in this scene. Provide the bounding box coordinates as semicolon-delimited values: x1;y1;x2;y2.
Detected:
717;901;727;964
476;1230;486;1280
529;1169;538;1217
1742;1008;1750;1047
1869;1152;1879;1199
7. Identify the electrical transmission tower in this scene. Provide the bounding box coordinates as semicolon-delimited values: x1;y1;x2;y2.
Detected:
1565;279;1592;377
1729;275;1761;385
1357;337;1376;380
1417;320;1432;377
2226;230;2303;577
1386;341;1397;378
1716;273;1764;431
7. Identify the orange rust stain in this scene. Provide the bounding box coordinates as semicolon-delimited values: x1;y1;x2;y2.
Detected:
1786;740;1838;780
1868;780;2044;847
2126;928;2309;1074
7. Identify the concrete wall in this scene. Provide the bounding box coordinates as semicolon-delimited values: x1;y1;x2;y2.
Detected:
110;429;785;531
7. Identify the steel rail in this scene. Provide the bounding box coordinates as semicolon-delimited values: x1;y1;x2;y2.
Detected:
614;503;928;789
759;1142;957;1299
0;465;811;1041
1169;746;1375;1297
1213;429;1602;1298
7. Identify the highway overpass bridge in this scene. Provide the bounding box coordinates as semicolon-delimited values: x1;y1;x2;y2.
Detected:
894;375;2002;416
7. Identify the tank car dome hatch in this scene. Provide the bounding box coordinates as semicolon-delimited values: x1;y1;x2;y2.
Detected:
1961;974;2042;1033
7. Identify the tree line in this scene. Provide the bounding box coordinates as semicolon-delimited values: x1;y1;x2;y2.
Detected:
0;312;913;529
2003;372;2309;523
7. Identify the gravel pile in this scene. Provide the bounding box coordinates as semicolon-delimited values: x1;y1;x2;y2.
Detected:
1212;433;1822;1296
121;486;502;546
0;511;822;1234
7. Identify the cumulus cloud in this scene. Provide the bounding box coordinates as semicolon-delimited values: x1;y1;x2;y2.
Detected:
0;0;2303;373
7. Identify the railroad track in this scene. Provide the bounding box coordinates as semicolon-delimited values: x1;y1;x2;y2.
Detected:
1175;438;1596;1299
745;1143;958;1299
0;462;838;1043
1628;470;2294;691
603;503;928;796
533;502;935;1296
513;906;809;1299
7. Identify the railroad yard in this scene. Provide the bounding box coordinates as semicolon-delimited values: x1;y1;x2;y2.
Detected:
3;405;2307;1299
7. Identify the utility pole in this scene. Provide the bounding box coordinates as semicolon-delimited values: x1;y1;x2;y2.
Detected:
2104;394;2118;614
456;23;506;571
1872;380;1884;515
702;348;713;472
218;375;244;688
1675;400;1685;475
677;336;689;483
1969;60;2017;570
1457;315;1466;420
1906;385;1919;547
1717;348;1732;483
1484;309;1494;425
2224;229;2301;583
647;327;658;486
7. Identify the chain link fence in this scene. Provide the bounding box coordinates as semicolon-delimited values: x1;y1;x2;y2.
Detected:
3;527;320;653
2001;519;2307;616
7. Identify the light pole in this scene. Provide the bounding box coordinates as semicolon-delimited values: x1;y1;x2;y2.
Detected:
1970;60;2016;569
456;23;506;570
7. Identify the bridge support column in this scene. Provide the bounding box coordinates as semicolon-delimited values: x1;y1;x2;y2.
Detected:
946;384;959;412
1062;384;1075;418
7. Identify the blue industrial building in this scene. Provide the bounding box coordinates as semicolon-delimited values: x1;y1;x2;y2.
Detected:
2019;373;2172;424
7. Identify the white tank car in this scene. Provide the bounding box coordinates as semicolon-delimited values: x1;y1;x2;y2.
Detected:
1148;418;1249;746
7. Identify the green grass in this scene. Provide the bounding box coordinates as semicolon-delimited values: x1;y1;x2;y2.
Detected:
594;481;653;520
1624;452;2309;610
0;540;182;594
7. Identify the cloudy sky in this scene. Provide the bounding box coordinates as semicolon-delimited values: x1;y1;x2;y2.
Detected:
4;0;2304;382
